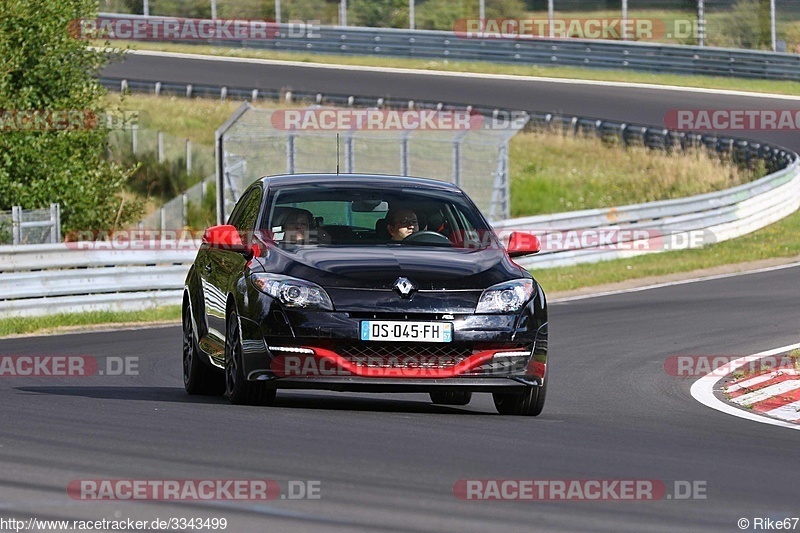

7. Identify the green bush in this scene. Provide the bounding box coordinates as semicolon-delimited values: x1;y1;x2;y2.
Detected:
0;0;142;234
121;149;205;201
712;0;771;49
416;0;526;31
186;182;217;231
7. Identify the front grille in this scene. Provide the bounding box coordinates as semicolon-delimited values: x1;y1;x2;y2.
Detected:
310;341;529;370
334;341;472;369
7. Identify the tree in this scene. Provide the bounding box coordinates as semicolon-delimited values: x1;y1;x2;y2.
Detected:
0;0;141;234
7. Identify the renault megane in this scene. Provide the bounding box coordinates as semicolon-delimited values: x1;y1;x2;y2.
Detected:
182;174;548;415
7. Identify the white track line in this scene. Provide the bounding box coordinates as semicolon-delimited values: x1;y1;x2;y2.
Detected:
125;49;800;101
690;342;800;431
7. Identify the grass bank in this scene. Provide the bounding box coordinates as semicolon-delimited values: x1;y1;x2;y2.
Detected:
0;306;182;338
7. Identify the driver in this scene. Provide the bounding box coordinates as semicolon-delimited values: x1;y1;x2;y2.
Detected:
386;208;419;241
281;209;313;244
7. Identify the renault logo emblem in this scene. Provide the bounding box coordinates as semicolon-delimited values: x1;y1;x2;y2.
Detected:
393;277;416;298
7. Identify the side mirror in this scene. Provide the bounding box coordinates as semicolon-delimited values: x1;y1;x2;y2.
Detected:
202;225;255;258
506;232;540;257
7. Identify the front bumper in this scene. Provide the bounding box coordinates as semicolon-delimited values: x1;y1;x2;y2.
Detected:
249;376;541;394
238;307;548;391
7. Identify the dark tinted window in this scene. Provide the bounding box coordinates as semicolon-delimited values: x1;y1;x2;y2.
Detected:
263;186;496;249
229;188;263;232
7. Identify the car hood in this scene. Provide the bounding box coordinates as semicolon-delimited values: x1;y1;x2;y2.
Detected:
254;245;524;290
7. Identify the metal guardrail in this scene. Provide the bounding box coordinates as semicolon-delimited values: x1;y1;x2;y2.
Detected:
496;157;800;269
0;244;196;317
98;13;800;81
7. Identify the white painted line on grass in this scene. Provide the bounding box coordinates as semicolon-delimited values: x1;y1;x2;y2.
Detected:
124;49;800;102
690;342;800;431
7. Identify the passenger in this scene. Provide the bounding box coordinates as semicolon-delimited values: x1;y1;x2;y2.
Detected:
386;208;419;241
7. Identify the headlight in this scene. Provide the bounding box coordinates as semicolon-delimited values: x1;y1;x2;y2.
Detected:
476;279;535;314
250;274;333;310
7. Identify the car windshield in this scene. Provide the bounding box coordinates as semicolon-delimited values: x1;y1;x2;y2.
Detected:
262;186;497;250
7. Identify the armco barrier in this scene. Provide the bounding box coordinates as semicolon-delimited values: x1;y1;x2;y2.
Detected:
496;158;800;269
97;13;800;81
0;244;197;317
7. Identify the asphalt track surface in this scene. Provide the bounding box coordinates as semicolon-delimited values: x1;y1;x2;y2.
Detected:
0;55;799;532
101;52;800;152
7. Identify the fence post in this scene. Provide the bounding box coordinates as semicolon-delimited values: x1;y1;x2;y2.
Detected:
286;131;296;174
132;123;138;155
182;193;188;228
186;139;192;174
452;132;467;187
50;203;61;243
344;133;354;173
400;132;410;176
158;131;164;163
11;205;21;245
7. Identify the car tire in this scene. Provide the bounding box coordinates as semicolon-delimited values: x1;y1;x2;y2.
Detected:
225;310;276;406
429;391;473;405
493;380;547;416
183;305;224;396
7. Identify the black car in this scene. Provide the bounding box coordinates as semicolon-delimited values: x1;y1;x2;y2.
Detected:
182;174;548;415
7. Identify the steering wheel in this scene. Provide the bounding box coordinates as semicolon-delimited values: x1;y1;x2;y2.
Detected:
402;230;452;246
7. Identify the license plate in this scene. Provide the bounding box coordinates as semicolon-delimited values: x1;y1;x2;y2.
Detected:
360;321;453;343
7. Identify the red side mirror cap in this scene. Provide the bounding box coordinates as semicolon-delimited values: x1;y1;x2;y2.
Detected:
202;225;254;258
507;232;540;257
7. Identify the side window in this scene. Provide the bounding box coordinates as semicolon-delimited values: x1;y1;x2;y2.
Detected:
229;188;263;232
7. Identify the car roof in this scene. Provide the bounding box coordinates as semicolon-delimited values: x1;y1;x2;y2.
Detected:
258;173;463;192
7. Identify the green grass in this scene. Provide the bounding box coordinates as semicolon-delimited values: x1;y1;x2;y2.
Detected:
534;206;800;293
0;306;181;337
508;131;760;216
107;93;271;146
112;41;800;97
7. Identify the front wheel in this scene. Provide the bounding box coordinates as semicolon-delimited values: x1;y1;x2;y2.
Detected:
183;305;224;396
493;381;547;416
225;310;276;406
